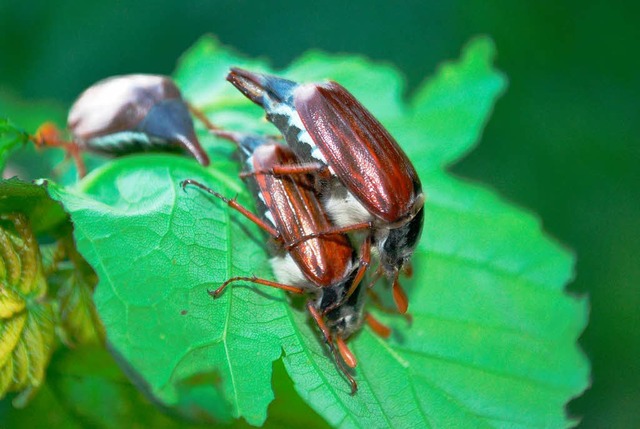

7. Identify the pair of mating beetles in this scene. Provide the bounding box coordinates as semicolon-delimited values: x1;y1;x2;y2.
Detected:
34;69;425;393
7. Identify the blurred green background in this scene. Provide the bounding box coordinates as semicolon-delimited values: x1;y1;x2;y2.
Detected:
0;1;637;427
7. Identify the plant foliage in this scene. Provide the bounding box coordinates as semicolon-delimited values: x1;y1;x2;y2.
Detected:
0;36;589;428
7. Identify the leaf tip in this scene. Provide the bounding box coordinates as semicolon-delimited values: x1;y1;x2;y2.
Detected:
463;35;509;91
463;35;497;60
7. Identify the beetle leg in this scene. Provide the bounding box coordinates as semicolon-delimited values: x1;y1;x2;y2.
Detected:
335;335;357;368
284;221;372;250
307;302;358;395
366;288;413;324
365;266;384;289
211;275;307;298
238;162;329;179
31;122;87;177
345;234;371;299
31;122;65;148
67;142;86;177
307;302;332;343
402;261;414;278
364;312;392;339
186;103;220;132
181;179;282;241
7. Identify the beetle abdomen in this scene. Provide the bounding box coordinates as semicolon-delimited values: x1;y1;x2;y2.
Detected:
295;82;421;223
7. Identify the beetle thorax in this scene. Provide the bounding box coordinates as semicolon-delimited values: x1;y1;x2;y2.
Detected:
267;102;332;169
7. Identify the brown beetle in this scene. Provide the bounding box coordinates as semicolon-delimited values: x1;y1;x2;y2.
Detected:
227;69;424;313
32;74;210;176
182;132;390;393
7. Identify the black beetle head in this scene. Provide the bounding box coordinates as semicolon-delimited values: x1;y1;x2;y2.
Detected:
324;283;366;340
138;99;210;166
380;205;424;277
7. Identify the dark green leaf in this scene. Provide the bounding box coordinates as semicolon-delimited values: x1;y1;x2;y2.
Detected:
0;119;29;170
0;178;67;235
48;240;104;346
1;346;205;428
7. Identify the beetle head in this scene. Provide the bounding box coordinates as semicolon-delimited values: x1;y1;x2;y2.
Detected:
138;99;210;166
380;203;424;278
227;68;297;108
324;283;366;340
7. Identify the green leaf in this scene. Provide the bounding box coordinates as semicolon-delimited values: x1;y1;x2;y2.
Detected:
174;36;275;135
0;119;29;171
0;347;329;429
401;37;508;171
47;238;105;346
46;154;288;426
0;91;93;184
1;346;206;428
0;178;67;235
45;37;589;428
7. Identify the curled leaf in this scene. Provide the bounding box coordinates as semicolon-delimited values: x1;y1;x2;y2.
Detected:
0;214;55;406
49;238;104;346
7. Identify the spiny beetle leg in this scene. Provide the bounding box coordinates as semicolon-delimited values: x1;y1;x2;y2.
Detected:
211;275;307;298
284;221;372;250
307;302;358;395
181;179;281;241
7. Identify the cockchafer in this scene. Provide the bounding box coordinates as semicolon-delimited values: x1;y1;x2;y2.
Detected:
226;69;424;313
32;74;210;177
182;131;390;394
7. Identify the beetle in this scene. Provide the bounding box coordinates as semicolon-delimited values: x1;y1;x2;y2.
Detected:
32;74;210;177
182;131;390;393
226;68;424;313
